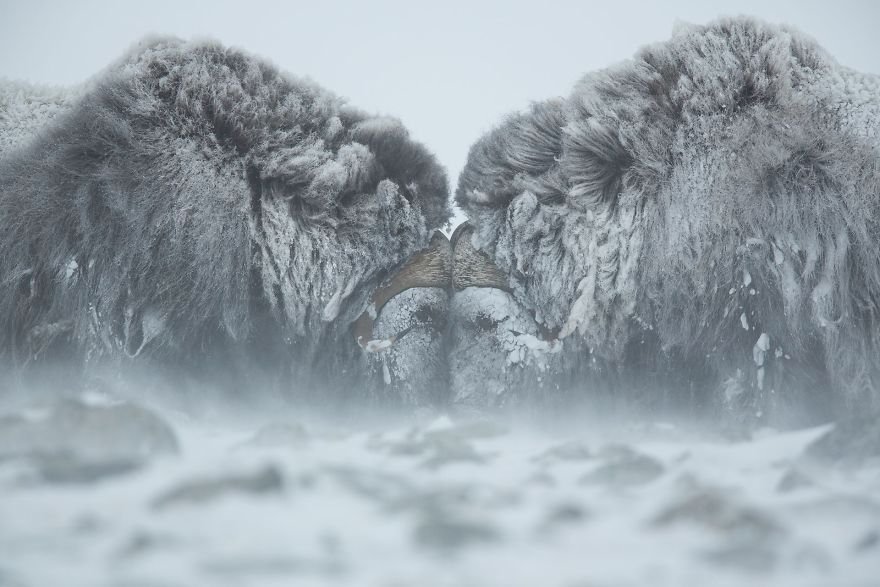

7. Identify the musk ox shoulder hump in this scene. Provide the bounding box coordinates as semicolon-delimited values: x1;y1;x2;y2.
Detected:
457;16;870;220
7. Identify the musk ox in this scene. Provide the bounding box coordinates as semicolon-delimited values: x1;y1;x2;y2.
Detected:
0;38;451;406
454;17;880;428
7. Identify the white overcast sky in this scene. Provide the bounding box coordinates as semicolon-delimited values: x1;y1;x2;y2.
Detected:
1;0;878;192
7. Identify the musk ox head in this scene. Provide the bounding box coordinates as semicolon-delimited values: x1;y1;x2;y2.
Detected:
0;38;451;404
455;17;880;426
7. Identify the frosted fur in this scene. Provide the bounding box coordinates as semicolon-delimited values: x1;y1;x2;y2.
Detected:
457;17;880;424
0;80;78;156
370;287;449;407
449;287;570;412
0;38;450;399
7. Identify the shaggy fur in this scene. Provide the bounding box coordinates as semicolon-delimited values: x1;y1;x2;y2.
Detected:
0;81;78;156
457;17;880;426
0;38;450;400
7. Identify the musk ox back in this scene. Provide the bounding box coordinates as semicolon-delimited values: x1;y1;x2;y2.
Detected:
456;17;880;427
0;38;450;404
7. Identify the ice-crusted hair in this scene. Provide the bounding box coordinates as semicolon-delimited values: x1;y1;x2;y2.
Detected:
457;16;880;422
0;80;78;156
0;38;449;389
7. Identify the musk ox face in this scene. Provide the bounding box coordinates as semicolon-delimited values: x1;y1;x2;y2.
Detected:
0;38;450;403
455;16;880;426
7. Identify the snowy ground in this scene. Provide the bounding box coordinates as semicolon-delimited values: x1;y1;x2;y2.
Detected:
0;396;879;587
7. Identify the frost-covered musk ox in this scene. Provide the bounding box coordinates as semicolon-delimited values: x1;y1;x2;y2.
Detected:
456;17;880;427
0;39;451;405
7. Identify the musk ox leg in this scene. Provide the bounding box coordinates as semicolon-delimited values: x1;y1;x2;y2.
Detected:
823;320;880;418
709;348;833;433
806;319;880;462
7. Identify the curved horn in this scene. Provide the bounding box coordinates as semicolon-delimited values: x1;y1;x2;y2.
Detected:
354;231;451;349
451;222;510;292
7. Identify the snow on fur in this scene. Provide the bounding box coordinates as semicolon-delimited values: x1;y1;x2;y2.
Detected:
0;38;450;399
0;80;78;156
456;17;880;425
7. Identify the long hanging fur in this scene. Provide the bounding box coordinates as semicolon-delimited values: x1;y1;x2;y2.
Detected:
0;38;450;398
456;16;880;425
